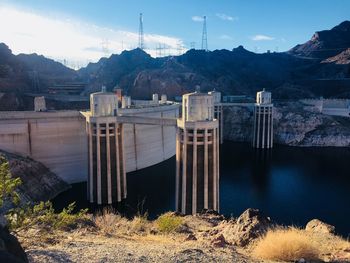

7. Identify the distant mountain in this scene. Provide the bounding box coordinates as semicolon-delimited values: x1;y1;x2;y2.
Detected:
78;48;160;95
79;26;350;100
1;20;350;110
0;43;77;94
289;21;350;59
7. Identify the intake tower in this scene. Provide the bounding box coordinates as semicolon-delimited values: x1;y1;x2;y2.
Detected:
176;91;220;215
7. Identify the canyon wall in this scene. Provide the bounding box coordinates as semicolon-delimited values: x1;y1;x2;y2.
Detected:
223;102;350;147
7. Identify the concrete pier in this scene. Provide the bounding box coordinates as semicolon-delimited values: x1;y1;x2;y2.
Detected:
176;92;220;215
252;89;273;149
85;90;126;204
208;90;223;144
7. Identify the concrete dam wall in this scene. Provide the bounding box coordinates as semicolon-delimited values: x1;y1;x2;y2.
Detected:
0;104;179;183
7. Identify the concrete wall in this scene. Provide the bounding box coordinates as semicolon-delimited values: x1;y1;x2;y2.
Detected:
120;105;179;171
301;99;350;117
0;104;179;183
0;111;87;183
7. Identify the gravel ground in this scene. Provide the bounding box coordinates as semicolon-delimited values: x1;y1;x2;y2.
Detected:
24;232;255;263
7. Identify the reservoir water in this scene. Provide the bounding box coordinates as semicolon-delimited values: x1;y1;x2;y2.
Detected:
52;141;350;237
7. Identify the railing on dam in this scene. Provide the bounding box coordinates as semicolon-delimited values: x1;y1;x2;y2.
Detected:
116;115;177;126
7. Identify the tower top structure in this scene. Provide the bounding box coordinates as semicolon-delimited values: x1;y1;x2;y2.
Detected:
90;86;118;117
182;92;214;122
256;89;272;105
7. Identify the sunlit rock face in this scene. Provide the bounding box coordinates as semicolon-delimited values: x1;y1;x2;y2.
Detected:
223;102;350;147
0;150;70;211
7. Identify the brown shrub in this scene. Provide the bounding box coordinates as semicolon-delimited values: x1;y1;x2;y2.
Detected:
253;227;320;261
93;208;128;236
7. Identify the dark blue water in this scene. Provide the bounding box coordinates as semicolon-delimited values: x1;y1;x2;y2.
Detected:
52;141;350;237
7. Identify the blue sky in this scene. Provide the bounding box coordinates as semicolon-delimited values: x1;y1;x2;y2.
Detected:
0;0;349;68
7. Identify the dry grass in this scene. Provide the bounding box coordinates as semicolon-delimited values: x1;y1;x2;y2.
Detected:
253;227;350;262
253;227;321;261
93;208;129;236
93;209;152;236
131;213;151;234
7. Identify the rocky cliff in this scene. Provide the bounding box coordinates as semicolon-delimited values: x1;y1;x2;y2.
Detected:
223;102;350;147
0;150;70;208
289;21;350;59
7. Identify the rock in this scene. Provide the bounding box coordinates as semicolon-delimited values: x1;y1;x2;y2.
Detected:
223;208;272;247
305;219;335;234
0;251;25;263
185;233;197;241
0;226;28;263
332;249;350;262
176;223;192;234
0;151;70;214
171;249;215;262
0;215;7;228
150;227;158;235
223;102;350;147
211;234;228;248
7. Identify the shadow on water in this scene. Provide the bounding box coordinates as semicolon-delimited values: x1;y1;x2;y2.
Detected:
52;156;176;220
52;141;350;237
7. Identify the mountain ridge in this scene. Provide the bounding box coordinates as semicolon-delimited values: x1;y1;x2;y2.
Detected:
1;20;350;109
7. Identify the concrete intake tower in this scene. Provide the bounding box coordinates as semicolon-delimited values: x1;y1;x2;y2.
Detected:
85;88;127;204
252;89;273;149
176;92;220;215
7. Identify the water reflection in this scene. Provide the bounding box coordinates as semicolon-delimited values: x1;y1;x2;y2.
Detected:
251;149;272;194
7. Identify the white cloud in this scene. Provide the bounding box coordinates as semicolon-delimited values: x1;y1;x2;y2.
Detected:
192;16;204;22
251;34;275;41
216;13;238;21
0;6;184;68
219;34;232;40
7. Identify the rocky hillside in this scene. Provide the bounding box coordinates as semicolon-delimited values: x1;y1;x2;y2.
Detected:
289;21;350;59
0;43;77;94
323;48;350;64
0;150;70;210
79;21;350;100
223;102;350;147
1;21;350;109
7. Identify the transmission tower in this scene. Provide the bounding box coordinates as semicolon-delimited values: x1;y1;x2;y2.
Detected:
101;39;110;56
190;42;196;49
201;16;208;51
177;41;184;55
138;13;145;50
29;71;39;93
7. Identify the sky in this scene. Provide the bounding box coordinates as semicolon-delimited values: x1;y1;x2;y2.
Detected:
0;0;349;69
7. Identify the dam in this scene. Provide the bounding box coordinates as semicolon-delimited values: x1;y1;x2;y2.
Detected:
0;94;179;183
